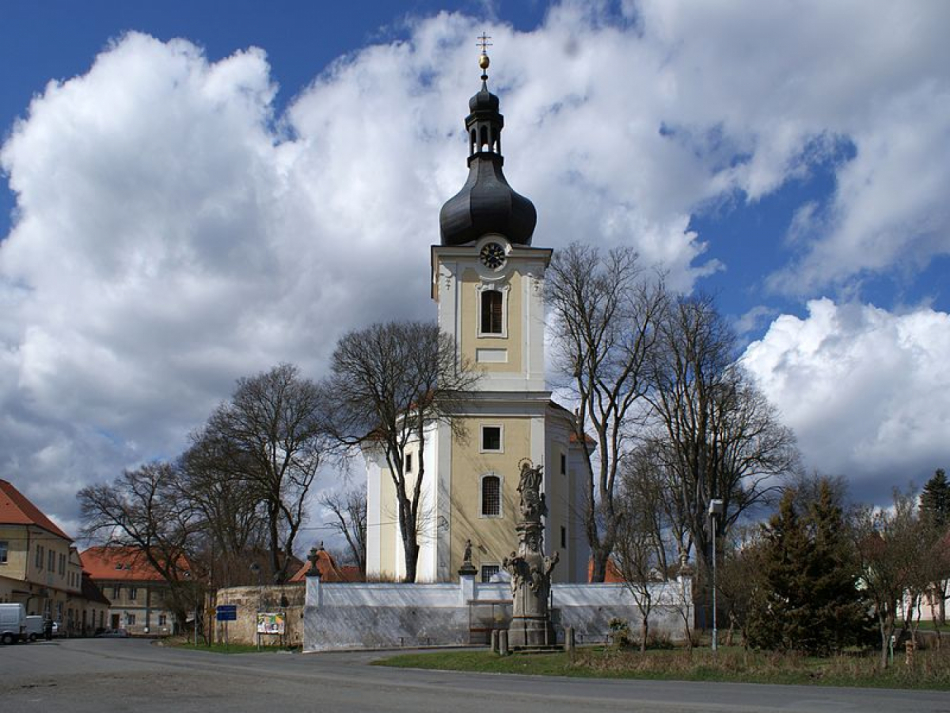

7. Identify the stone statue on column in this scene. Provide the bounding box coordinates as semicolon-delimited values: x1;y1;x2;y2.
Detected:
503;460;558;648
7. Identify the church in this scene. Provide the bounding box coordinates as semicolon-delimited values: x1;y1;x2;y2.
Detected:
365;48;591;584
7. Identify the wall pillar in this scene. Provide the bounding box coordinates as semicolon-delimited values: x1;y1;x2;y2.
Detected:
459;572;476;605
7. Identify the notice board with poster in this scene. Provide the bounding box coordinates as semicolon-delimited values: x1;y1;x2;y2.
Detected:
256;612;285;635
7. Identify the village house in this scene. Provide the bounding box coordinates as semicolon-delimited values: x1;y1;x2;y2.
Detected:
81;546;182;636
0;478;110;635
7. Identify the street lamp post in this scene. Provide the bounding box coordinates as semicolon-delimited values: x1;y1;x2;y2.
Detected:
250;563;262;651
183;570;198;646
708;498;724;653
194;588;199;647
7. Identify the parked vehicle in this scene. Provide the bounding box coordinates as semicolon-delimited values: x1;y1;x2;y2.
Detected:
94;628;130;638
0;603;26;644
24;615;45;642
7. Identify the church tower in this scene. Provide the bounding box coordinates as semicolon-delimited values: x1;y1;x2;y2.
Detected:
434;47;548;394
366;44;589;584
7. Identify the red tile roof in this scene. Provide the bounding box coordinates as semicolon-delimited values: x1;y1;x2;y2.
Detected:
0;479;72;541
80;546;178;582
289;549;361;583
587;557;625;583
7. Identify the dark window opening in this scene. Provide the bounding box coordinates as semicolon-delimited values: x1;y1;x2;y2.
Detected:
561;526;567;549
481;426;502;452
482;475;501;516
480;290;503;334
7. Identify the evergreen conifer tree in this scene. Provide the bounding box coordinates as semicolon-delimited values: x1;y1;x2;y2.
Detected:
919;468;950;625
920;469;949;529
746;478;870;654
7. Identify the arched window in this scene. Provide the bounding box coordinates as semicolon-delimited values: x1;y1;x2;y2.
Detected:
480;289;503;335
481;474;501;517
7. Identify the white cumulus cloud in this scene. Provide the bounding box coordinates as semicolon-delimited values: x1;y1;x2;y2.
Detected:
742;299;950;499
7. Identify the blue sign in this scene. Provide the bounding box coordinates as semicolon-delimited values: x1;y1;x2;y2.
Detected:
216;605;237;621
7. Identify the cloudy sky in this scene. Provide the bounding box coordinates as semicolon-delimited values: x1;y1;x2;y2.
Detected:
1;0;948;539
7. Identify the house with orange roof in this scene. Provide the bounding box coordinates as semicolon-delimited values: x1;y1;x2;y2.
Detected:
289;545;361;583
80;546;184;636
0;478;109;634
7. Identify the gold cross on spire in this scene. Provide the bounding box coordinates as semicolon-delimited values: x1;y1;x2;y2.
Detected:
477;32;492;76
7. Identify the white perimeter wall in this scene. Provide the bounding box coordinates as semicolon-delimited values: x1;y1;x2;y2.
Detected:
303;576;692;652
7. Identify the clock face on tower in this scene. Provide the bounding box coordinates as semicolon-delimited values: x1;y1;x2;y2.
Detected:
479;241;506;269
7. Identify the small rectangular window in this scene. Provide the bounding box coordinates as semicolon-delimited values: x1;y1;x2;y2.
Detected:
561;526;567;549
481;425;502;452
405;453;413;473
0;541;7;564
129;587;138;601
48;550;55;571
59;553;66;576
480;565;500;583
113;586;121;600
36;545;44;569
159;614;167;626
127;613;136;626
560;453;567;475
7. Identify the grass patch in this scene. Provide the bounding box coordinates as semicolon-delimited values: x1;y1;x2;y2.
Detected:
376;645;950;690
163;639;299;655
916;621;950;634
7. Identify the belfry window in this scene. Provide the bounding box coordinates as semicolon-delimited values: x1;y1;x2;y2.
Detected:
481;474;501;517
481;425;503;453
480;289;504;335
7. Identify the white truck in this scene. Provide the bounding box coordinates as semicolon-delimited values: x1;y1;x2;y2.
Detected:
24;614;46;642
0;602;26;644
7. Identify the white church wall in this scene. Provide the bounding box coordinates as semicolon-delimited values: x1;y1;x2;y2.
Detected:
303;575;693;652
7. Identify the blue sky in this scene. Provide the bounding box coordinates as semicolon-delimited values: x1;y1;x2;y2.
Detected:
1;0;948;535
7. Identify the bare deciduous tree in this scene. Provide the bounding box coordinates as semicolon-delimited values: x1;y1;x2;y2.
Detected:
78;462;197;627
195;363;327;584
179;432;269;587
853;487;934;669
615;462;670;651
645;295;798;575
716;525;764;647
547;242;667;582
321;487;367;576
323;321;478;582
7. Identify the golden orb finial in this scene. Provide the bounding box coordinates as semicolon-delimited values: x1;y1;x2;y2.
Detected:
476;32;492;79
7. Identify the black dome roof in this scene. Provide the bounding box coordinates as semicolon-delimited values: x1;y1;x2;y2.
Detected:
439;79;536;247
469;86;499;113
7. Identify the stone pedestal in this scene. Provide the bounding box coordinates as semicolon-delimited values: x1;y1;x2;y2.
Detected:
507;615;557;648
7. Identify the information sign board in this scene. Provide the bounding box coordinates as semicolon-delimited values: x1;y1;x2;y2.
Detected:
256;612;285;635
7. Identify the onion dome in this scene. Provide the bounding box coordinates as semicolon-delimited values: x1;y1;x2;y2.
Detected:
439;47;537;246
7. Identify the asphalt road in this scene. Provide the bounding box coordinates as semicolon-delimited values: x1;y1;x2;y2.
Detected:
1;638;947;713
